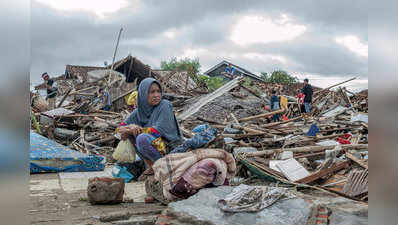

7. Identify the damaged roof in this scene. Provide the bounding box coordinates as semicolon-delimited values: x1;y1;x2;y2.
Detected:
204;60;264;82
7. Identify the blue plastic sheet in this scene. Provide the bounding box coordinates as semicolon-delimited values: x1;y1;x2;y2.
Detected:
30;131;105;173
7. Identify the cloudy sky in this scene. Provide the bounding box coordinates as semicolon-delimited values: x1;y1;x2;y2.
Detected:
30;0;368;91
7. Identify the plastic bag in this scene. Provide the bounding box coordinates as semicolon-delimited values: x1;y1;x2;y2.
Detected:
112;165;134;183
112;139;136;163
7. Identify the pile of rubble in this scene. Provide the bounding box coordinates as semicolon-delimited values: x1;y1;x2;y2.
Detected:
30;56;368;224
30;55;207;163
173;76;368;203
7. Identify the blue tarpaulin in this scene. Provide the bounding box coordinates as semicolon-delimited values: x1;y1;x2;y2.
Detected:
30;131;105;173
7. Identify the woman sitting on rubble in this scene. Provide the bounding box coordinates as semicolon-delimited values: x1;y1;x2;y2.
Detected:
119;78;183;181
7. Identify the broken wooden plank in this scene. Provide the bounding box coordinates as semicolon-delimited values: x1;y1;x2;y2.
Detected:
57;88;73;108
177;77;243;121
245;144;368;157
296;161;350;184
196;116;227;125
230;124;264;134
239;109;285;122
314;77;357;95
222;132;272;139
261;115;303;128
345;152;368;169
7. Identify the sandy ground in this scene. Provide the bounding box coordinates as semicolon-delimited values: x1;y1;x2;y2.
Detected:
29;170;166;225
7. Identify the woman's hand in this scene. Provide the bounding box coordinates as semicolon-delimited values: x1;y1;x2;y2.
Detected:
120;132;129;141
130;125;142;137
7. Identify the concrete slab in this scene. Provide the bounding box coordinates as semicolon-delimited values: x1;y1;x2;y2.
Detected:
59;167;112;179
29;178;61;197
167;186;312;225
124;182;146;202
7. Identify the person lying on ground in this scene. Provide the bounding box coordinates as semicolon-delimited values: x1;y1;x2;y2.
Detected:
118;78;183;181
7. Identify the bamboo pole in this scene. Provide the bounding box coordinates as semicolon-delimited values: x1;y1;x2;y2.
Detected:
261;115;303;128
107;27;123;87
314;77;357;95
244;144;368;157
239;109;285;122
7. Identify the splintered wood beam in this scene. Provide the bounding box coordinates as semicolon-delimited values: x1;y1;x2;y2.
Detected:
346;152;368;169
296;161;350;184
222;132;272;139
245;144;368;157
261;115;303;128
314;77;357;95
239;109;285;122
196;116;227;125
57;88;73;108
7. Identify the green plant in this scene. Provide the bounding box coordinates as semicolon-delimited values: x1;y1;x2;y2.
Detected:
208;77;227;92
261;70;298;84
160;57;201;75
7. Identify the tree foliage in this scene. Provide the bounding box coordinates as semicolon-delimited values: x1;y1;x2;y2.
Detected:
160;57;201;75
261;70;298;84
196;75;227;92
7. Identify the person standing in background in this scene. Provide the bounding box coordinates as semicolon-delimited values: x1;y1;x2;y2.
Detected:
270;89;280;122
41;72;57;110
301;78;313;114
99;87;112;111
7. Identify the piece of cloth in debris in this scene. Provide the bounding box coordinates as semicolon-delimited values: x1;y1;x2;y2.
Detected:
124;78;183;145
325;145;342;159
169;126;218;154
306;123;320;136
152;148;236;201
170;158;228;199
280;95;288;109
135;133;163;161
126;91;138;106
335;134;352;145
217;184;288;213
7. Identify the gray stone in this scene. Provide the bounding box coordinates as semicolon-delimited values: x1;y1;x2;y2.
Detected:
168;186;312;225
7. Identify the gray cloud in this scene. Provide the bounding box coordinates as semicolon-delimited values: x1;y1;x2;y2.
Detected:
30;0;368;90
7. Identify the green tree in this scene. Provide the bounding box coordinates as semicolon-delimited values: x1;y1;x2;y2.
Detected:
261;70;298;84
160;57;201;75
